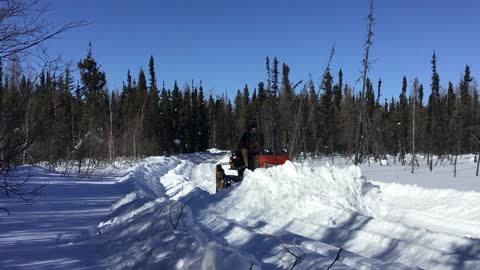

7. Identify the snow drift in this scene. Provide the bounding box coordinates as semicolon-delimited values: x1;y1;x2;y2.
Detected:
96;153;480;269
4;151;480;269
207;160;480;270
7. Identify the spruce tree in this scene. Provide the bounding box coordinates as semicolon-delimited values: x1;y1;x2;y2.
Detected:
334;69;343;110
159;83;173;154
78;44;107;103
471;86;480;154
319;71;334;154
250;88;257;121
257;81;267;136
447;82;456;118
233;89;243;138
428;51;442;155
146;56;161;155
180;85;192;152
332;70;344;152
207;94;216;148
242;84;250;128
148;56;157;91
366;78;375;119
307;79;319;153
197;85;209;151
77;43;108;160
279;63;293;148
270;57;280;150
399;76;409;158
171;81;182;152
190;87;200;151
459;65;473;153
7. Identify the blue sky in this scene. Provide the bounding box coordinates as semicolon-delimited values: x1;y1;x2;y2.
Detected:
45;0;479;100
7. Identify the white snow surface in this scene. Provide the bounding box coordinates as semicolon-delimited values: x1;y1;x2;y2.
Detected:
1;151;480;269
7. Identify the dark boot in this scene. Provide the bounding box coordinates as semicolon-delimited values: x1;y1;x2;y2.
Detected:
215;164;225;193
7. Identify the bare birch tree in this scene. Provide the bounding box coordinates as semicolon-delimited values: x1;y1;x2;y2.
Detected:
0;0;86;213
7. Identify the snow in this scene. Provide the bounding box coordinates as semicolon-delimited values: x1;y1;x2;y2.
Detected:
1;152;480;269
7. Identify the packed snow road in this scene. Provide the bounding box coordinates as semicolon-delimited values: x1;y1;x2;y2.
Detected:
110;151;480;269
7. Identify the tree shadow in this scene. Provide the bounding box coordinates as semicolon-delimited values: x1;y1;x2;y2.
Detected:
0;171;130;269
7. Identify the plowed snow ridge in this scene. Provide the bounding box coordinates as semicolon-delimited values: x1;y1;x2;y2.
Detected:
117;151;480;270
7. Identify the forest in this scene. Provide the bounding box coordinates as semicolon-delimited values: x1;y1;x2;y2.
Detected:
0;0;479;174
1;48;478;169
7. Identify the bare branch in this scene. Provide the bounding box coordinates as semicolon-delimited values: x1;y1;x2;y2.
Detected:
0;0;90;58
326;248;343;270
256;228;304;269
0;207;11;215
169;195;194;230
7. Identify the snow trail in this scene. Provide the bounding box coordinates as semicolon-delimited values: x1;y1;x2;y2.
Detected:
128;152;480;269
6;152;479;269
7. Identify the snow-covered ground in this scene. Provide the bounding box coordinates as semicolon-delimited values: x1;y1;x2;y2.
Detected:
1;152;480;269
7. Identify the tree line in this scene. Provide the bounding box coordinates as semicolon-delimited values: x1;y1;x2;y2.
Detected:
1;47;479;169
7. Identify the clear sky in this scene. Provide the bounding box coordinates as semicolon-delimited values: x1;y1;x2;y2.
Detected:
44;0;480;100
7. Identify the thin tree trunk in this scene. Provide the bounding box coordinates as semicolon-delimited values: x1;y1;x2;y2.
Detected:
123;133;126;156
133;103;145;159
476;153;480;176
284;82;303;158
411;83;416;174
22;99;31;164
71;100;75;147
108;98;113;163
132;131;136;158
354;0;374;165
213;115;216;148
454;155;458;177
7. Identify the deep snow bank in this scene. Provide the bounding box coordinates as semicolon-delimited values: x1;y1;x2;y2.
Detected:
209;160;480;270
216;161;380;228
90;152;480;270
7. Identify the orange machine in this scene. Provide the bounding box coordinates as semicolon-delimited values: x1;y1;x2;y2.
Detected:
256;154;290;168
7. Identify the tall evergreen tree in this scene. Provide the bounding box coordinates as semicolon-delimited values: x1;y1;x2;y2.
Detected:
257;81;267;136
279;63;294;148
319;71;334;154
233;89;243;140
334;69;343;110
146;56;161;155
180;85;192;152
398;76;409;158
159;82;173;154
459;65;473;153
171;81;182;152
197;85;209;151
134;68;148;157
427;51;442;155
76;43;108;161
270;57;280;150
190;87;200;151
242;84;251;127
446;82;456;118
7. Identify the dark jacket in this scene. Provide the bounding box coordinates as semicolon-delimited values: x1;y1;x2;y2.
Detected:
238;130;263;155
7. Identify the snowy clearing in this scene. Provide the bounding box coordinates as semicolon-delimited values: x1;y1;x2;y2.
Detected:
1;152;480;269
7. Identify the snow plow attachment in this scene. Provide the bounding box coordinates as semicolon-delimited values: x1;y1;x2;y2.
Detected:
257;154;290;168
216;153;290;192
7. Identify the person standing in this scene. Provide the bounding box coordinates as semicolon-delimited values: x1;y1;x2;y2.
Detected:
238;122;263;171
